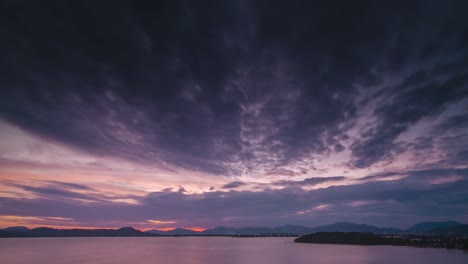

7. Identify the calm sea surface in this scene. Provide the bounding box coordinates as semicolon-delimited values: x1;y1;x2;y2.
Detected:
0;237;467;264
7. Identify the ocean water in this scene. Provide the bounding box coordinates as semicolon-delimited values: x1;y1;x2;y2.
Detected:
0;237;467;264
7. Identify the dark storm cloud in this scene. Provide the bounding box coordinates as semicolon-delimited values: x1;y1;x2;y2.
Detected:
217;176;345;190
1;168;467;228
221;181;246;189
347;1;468;168
356;172;405;182
1;0;468;175
0;0;247;175
351;72;468;168
273;176;345;188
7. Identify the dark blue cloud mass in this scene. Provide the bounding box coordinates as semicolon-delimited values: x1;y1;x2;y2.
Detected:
0;0;466;176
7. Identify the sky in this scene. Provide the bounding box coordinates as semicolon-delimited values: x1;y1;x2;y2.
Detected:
0;0;467;231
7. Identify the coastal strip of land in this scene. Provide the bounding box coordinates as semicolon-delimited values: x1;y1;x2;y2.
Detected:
294;232;468;250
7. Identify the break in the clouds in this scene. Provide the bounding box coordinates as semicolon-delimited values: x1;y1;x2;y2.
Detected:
0;0;467;229
1;168;468;229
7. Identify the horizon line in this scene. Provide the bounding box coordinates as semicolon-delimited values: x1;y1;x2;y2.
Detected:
2;220;464;232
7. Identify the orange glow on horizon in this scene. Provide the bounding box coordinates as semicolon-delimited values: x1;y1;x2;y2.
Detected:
0;215;208;231
187;227;207;232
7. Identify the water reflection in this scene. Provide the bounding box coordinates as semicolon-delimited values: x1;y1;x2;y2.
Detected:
0;237;467;264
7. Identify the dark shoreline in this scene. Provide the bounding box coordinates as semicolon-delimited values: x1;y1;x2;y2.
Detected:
294;232;468;251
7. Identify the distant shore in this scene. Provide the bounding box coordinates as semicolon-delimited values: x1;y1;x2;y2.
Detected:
294;232;468;251
2;221;467;240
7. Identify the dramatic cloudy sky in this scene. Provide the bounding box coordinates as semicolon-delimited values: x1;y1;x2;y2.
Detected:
0;0;467;230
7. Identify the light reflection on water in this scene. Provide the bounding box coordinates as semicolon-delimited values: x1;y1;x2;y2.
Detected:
0;237;467;264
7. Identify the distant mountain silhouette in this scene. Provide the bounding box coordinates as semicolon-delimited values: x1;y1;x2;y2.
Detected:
200;226;239;235
406;221;461;233
3;226;30;232
1;226;152;237
308;222;400;234
273;225;314;234
2;221;468;237
201;226;274;235
198;222;399;235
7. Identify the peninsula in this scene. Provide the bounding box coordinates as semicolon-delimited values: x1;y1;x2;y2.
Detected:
294;232;468;250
